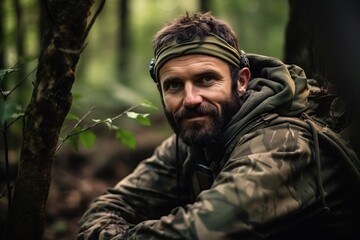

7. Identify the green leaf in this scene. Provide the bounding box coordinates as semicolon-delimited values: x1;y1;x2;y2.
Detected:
126;111;139;119
0;100;19;124
105;121;118;130
67;135;80;151
140;99;158;110
79;131;96;148
136;114;151;126
92;118;101;123
116;128;136;149
1;90;10;96
126;112;151;126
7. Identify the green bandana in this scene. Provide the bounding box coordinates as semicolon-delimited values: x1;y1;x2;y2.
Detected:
153;34;241;82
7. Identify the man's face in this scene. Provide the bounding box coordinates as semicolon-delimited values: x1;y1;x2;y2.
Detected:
159;54;248;147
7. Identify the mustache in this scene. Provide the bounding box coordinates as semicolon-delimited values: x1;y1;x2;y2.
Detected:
174;104;217;121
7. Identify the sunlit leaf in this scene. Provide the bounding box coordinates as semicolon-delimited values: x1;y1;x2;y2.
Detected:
126;111;139;119
79;131;96;148
92;118;101;123
104;118;112;123
126;112;151;126
140;99;158;110
1;90;10;96
116;128;136;149
105;121;118;130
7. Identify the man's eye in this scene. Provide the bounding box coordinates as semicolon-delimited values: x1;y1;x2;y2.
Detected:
166;81;182;91
198;75;215;85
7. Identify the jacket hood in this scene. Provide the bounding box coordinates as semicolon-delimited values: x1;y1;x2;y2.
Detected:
183;54;310;195
227;53;309;129
204;54;309;165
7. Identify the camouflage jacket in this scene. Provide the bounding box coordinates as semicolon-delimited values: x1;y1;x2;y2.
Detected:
78;54;360;239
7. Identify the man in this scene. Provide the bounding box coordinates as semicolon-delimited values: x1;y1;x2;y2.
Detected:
78;12;360;239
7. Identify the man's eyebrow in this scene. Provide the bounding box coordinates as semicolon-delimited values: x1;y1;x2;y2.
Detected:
161;67;222;83
161;76;181;85
194;69;222;78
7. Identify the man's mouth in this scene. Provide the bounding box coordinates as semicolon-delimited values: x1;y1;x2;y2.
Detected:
181;115;208;124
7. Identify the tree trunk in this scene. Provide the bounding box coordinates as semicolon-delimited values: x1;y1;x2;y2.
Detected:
118;0;130;83
6;0;95;239
0;0;4;68
284;0;360;153
38;0;47;49
283;0;325;82
199;0;211;12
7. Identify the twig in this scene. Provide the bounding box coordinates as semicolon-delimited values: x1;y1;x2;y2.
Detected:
5;115;24;129
56;106;96;152
3;121;12;207
68;104;140;137
55;103;141;153
83;0;106;42
0;184;14;199
6;68;36;98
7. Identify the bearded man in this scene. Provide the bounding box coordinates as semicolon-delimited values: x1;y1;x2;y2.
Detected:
78;12;360;240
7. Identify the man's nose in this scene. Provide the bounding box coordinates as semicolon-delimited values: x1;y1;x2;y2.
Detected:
183;84;202;108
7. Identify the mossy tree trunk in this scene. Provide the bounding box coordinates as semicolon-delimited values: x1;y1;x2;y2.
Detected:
6;0;96;239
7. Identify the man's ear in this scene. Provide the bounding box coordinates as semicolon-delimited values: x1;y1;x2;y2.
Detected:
237;67;251;95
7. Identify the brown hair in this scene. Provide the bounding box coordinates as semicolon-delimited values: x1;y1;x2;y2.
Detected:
152;12;240;55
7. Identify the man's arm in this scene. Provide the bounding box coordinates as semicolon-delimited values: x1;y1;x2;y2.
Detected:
78;135;184;240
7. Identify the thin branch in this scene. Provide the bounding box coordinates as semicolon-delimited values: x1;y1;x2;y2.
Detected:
6;68;36;98
83;0;106;42
0;184;14;199
56;106;96;152
5;115;24;129
3;121;12;208
55;103;141;153
70;104;140;137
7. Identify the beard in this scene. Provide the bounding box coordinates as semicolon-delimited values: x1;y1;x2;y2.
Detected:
163;92;242;147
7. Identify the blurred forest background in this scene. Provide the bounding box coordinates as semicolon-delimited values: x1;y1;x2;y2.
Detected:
1;0;290;239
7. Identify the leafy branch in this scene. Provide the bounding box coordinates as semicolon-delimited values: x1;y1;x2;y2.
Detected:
56;99;157;152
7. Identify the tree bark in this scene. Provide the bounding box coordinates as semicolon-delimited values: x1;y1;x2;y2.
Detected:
6;0;95;239
118;0;130;83
199;0;211;12
284;0;360;153
283;0;325;82
0;0;4;68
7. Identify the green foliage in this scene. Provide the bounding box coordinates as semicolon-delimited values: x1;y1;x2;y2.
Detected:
0;68;25;125
116;128;136;149
126;112;151;126
0;68;17;86
58;99;156;151
79;131;96;148
0;100;22;124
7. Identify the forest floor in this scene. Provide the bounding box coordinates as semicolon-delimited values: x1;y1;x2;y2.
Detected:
1;116;171;240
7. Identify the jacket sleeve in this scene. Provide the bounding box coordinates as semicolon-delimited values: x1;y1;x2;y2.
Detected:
80;123;317;240
77;135;183;240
